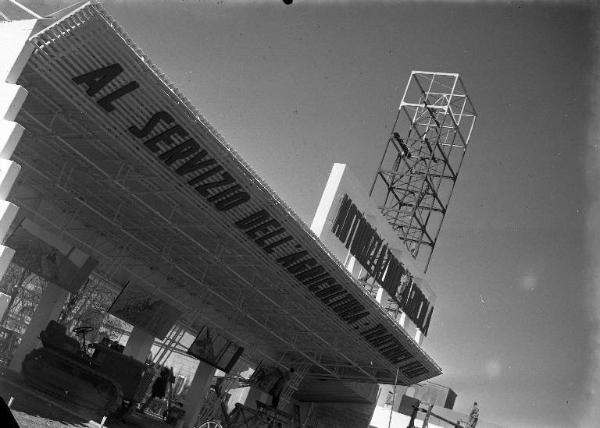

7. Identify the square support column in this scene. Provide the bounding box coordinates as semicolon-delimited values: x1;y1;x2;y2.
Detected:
8;282;69;371
183;361;217;428
123;326;155;363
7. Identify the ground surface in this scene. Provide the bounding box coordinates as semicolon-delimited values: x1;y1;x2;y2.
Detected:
0;369;171;428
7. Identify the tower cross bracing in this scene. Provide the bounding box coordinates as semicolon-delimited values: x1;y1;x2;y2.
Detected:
370;71;477;271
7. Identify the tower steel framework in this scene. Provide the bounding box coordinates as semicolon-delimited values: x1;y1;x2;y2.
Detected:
370;71;477;271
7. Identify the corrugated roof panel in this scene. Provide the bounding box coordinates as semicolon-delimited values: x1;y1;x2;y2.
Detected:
12;1;441;385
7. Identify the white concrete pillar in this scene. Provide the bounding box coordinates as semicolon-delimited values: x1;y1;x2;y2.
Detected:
123;326;155;362
182;361;217;428
8;282;69;371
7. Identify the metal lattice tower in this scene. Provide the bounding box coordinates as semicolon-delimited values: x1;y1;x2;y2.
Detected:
370;71;477;271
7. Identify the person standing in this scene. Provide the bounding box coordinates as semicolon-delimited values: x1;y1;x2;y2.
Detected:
468;402;479;428
139;367;174;414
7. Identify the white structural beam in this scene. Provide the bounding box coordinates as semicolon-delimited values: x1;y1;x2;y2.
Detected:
0;19;39;280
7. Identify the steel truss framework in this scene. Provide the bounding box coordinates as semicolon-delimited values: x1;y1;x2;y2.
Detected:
5;3;440;405
13;80;377;394
370;71;477;271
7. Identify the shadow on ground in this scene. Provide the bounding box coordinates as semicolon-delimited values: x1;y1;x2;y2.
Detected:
1;368;171;428
1;369;91;427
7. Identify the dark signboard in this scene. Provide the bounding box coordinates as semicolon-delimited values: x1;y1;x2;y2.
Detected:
108;282;181;340
187;326;244;373
6;225;98;294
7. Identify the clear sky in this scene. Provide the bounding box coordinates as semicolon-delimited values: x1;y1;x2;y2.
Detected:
7;0;600;427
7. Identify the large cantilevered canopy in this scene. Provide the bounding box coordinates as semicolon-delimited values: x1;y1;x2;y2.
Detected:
8;2;441;392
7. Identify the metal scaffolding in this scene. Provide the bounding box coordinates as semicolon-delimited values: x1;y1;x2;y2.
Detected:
370;71;477;271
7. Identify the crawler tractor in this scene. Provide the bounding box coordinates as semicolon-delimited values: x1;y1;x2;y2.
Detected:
21;321;155;415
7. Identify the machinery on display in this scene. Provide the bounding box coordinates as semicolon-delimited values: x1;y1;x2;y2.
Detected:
21;321;155;415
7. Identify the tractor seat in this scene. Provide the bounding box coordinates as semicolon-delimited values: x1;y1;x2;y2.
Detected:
40;321;80;354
